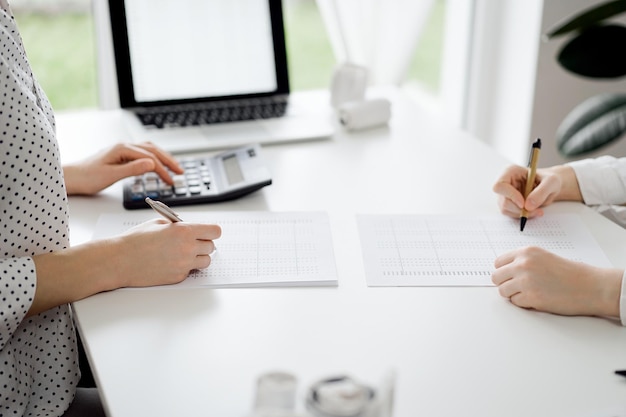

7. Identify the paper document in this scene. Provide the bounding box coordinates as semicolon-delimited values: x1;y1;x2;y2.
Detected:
93;211;337;288
356;213;612;286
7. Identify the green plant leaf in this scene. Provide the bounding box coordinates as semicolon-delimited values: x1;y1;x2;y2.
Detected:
556;93;626;156
557;24;626;78
545;0;626;39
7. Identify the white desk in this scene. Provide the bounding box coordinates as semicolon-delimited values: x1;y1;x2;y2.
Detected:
60;89;626;417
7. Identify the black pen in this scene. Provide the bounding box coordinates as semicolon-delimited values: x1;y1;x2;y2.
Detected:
615;370;626;378
145;197;183;223
520;138;541;232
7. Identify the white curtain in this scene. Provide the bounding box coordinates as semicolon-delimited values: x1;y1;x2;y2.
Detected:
316;0;436;85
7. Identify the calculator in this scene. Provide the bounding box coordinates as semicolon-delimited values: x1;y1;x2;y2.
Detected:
123;144;272;209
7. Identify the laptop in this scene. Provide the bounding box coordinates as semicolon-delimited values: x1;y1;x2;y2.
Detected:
107;0;333;154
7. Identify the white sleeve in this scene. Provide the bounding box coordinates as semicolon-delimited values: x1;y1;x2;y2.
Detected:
0;257;37;350
568;156;626;205
619;271;626;326
568;156;626;228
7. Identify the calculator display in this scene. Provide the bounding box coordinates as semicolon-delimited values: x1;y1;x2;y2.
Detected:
222;154;245;185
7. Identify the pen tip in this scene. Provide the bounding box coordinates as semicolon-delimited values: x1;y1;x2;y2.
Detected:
520;217;527;232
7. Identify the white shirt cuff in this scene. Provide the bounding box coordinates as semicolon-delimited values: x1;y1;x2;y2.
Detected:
567;156;626;206
619;270;626;326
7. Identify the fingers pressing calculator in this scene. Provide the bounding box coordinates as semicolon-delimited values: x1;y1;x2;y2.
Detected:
123;144;272;209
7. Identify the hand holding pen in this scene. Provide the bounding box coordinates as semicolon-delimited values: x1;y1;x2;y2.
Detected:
493;143;585;230
492;138;569;226
145;197;184;222
145;197;219;255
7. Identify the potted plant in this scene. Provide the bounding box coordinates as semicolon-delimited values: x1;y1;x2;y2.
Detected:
544;0;626;156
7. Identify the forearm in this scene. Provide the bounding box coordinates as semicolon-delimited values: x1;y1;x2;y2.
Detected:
63;164;93;195
587;266;623;319
30;238;126;316
62;164;79;195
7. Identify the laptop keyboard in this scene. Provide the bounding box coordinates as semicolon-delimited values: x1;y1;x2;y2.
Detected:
134;96;289;129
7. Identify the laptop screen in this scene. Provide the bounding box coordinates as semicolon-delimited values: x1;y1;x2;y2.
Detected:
108;0;290;108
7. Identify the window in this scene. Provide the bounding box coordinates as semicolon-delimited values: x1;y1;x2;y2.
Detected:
405;0;445;94
283;0;334;91
284;0;446;96
13;0;98;110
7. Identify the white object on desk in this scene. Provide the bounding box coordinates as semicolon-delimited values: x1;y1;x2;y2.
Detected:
254;371;298;414
338;98;391;131
93;211;338;288
330;62;368;108
357;213;612;286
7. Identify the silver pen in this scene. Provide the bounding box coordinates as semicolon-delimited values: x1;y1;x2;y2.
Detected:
145;197;183;223
145;197;217;253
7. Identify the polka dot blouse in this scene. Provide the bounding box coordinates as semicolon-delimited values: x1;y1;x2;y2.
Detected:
0;4;80;416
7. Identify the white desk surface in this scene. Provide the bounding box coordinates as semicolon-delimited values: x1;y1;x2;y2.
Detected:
59;89;626;417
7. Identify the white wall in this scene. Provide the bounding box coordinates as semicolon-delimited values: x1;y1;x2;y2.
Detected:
467;0;626;167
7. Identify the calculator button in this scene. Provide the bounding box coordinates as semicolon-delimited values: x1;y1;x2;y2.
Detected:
189;186;202;195
144;181;159;192
158;184;174;196
173;176;186;187
143;173;159;183
175;187;188;196
130;183;144;194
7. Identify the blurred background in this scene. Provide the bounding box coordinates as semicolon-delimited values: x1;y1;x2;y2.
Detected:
10;0;445;111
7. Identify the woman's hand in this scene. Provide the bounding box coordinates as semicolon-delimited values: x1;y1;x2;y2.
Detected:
113;219;222;287
30;219;222;315
491;246;622;318
492;164;584;219
63;142;184;195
